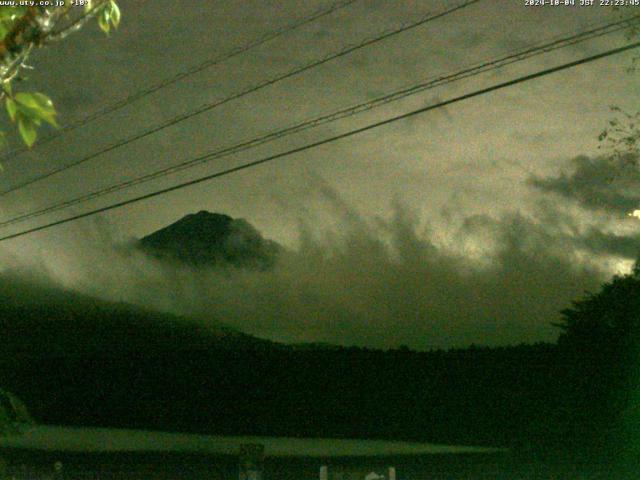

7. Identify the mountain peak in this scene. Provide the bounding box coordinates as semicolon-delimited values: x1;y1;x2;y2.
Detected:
187;210;231;221
138;211;281;269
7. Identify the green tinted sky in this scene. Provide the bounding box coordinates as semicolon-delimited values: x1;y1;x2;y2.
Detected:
0;0;637;348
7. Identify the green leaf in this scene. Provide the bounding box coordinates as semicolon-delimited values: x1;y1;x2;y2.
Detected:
15;92;55;114
33;92;55;108
14;92;58;127
5;98;16;122
45;116;58;128
17;116;36;147
97;2;121;34
98;9;111;34
110;1;120;29
35;109;58;128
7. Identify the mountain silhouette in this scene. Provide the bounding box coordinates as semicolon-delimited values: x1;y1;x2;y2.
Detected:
1;212;285;360
0;273;271;361
138;211;281;269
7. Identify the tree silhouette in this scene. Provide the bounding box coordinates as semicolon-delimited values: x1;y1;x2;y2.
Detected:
556;268;640;354
554;263;640;454
598;12;640;163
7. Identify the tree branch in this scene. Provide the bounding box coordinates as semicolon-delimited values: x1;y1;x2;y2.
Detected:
0;2;112;83
47;1;110;42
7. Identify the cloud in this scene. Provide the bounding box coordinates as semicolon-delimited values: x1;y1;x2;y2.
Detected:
528;153;640;215
2;189;614;351
8;168;637;351
576;228;640;259
162;205;606;349
524;152;640;262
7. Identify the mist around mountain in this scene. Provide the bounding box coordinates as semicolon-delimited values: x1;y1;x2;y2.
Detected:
137;211;282;270
0;272;273;360
0;211;295;361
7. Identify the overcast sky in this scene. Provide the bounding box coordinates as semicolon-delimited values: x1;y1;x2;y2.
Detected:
0;0;637;349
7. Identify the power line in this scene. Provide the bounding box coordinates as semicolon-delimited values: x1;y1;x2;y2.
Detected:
1;40;637;244
0;0;481;197
0;15;635;228
0;0;359;163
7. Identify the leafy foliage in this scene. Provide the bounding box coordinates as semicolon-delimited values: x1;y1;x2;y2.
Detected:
599;106;640;163
0;2;121;148
96;1;121;34
598;13;640;161
557;269;640;355
0;7;27;40
5;91;58;147
554;265;640;453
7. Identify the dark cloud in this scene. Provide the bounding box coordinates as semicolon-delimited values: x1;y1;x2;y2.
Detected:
577;228;640;259
528;153;640;215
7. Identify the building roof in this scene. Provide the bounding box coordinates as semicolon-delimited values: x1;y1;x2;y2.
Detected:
0;425;506;457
